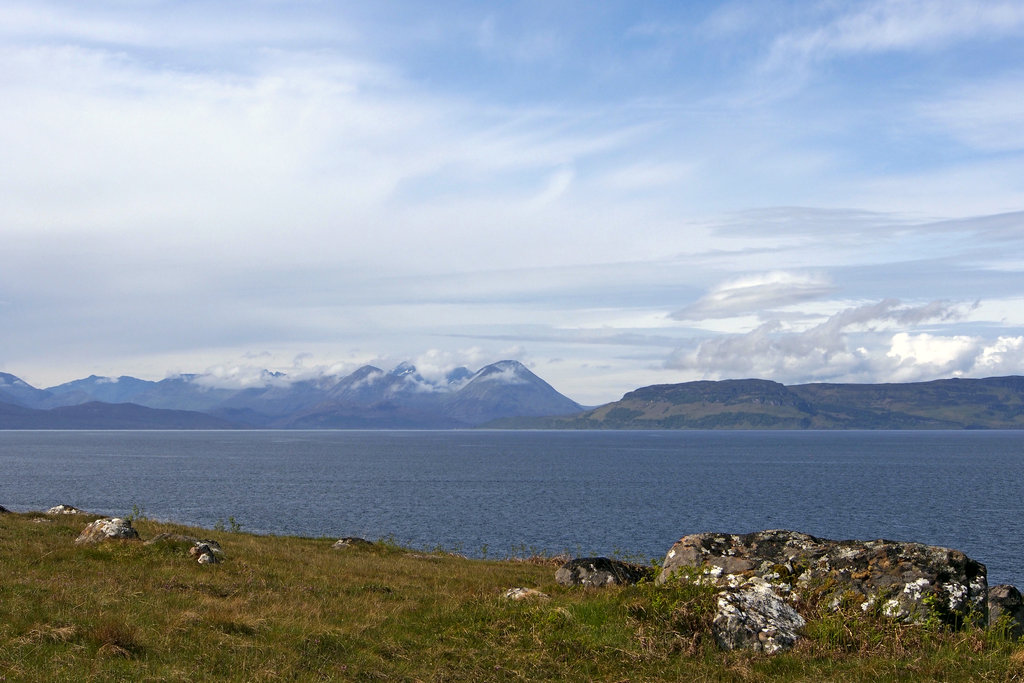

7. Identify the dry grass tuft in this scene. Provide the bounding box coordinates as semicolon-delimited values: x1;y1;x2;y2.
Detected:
16;624;78;644
88;618;141;656
507;552;572;567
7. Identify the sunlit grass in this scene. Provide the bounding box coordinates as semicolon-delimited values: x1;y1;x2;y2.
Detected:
1;509;1021;681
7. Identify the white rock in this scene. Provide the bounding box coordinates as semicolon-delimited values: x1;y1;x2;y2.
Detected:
74;518;139;544
712;578;806;653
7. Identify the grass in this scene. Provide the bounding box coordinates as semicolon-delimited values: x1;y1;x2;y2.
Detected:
1;511;1023;681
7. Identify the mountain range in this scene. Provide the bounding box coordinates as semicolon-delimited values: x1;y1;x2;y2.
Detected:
3;367;1024;429
0;361;583;429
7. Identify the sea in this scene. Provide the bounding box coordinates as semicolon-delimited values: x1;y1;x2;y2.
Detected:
1;429;1022;587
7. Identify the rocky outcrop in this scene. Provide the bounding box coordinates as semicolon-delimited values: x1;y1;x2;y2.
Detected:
332;537;374;550
145;533;223;564
658;530;990;652
988;584;1024;640
555;557;653;587
74;518;139;544
47;504;85;515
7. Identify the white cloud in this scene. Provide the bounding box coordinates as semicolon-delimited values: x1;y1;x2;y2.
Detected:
411;348;489;384
975;336;1024;371
193;365;290;390
886;332;979;377
666;299;979;383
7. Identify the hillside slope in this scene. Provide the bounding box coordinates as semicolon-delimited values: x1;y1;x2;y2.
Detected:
509;376;1024;429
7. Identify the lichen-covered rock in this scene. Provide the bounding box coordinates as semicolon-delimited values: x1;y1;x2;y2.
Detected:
988;584;1024;640
555;557;653;587
713;577;806;653
332;537;374;550
504;587;550;601
146;533;223;563
189;543;221;564
47;504;85;515
74;518;139;544
659;530;987;632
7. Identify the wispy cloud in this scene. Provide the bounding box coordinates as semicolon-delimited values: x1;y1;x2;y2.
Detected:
672;271;837;321
766;0;1024;68
920;74;1024;152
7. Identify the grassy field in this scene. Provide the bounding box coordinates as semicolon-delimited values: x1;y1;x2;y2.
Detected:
2;510;1023;681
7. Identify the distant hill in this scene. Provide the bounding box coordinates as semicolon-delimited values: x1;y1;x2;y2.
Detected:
498;376;1024;430
0;401;236;429
44;375;157;407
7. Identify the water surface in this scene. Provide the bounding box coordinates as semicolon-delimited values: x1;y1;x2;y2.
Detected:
1;429;1021;586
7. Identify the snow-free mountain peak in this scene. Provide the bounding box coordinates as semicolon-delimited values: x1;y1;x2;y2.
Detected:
0;372;33;389
0;372;53;409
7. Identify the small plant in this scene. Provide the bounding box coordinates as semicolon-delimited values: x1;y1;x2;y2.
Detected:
126;504;147;522
214;516;242;533
921;592;946;630
625;567;718;641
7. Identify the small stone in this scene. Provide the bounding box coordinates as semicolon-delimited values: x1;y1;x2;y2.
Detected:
332;537;374;550
504;587;550;601
74;518;139;544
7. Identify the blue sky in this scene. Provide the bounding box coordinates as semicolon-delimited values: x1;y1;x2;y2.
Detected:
2;0;1023;404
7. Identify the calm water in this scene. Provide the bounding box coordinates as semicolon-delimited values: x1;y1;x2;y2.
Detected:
1;430;1022;587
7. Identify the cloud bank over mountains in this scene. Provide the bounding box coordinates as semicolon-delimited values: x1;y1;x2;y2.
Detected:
0;1;1022;404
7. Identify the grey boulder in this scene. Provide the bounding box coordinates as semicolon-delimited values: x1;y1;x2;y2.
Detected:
555;557;653;587
988;584;1024;640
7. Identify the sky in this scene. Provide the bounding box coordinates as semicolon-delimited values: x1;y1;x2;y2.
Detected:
2;0;1024;405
